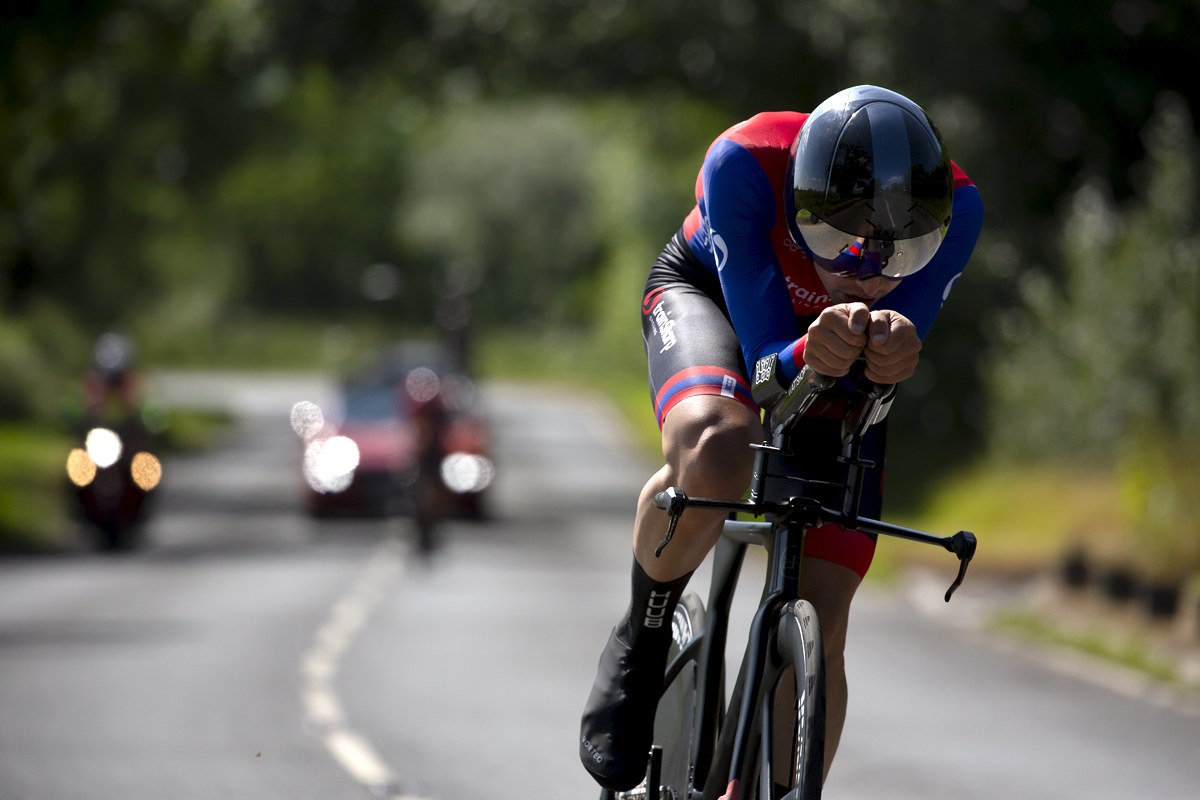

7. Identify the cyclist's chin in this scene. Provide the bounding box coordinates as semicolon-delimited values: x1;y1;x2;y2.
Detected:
831;290;880;307
818;274;892;308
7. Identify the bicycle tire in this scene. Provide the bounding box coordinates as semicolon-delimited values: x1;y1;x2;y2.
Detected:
606;591;706;800
769;599;825;800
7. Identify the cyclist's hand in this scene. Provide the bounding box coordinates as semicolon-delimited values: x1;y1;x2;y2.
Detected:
864;310;920;383
805;303;870;377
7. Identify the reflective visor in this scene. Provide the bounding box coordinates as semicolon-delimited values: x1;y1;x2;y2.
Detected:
795;211;947;280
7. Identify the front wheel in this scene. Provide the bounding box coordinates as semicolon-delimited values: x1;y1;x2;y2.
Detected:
770;599;826;800
777;599;825;800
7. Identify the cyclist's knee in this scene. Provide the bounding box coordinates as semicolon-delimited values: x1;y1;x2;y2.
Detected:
799;557;860;661
661;397;759;495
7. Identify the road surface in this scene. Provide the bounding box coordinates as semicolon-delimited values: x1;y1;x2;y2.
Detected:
1;375;1198;799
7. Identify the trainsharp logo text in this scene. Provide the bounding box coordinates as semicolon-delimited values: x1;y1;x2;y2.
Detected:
652;299;677;353
786;275;829;309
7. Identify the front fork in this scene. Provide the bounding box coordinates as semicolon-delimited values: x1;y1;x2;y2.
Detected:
696;520;805;800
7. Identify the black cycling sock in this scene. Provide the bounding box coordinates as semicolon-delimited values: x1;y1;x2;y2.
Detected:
579;557;695;790
616;556;693;650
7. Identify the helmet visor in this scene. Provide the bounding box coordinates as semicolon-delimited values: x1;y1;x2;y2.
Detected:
794;212;946;280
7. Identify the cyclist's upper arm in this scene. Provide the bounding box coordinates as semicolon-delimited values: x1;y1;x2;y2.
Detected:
702;140;802;377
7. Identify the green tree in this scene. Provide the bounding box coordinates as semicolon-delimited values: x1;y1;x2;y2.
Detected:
991;93;1200;458
990;94;1200;577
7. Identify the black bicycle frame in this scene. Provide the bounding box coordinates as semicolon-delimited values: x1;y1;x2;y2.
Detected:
654;369;977;799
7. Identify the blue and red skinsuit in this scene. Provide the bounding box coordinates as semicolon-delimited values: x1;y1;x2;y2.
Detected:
644;113;982;578
670;111;983;416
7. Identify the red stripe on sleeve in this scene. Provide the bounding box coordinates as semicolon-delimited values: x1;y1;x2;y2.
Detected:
951;160;974;189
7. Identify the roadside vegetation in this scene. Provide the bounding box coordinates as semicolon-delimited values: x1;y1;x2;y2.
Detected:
991;610;1183;686
2;0;1199;619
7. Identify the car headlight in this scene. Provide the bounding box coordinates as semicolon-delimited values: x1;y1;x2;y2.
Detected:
439;453;495;494
304;435;360;494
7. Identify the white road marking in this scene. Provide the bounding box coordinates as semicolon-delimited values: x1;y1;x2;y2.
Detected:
300;534;430;799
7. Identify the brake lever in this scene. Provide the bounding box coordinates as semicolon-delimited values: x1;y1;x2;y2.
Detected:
653;487;689;557
942;530;977;602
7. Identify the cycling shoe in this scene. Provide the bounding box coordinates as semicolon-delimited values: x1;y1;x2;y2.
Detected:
579;623;669;791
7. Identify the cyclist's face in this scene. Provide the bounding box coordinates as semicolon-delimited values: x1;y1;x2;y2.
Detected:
815;269;898;308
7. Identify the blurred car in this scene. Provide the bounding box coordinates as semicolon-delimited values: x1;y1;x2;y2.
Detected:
300;342;493;521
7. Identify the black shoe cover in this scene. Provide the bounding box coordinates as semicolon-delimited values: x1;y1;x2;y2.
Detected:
579;623;666;791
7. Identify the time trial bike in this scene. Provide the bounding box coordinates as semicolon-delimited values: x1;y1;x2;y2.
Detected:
601;356;978;800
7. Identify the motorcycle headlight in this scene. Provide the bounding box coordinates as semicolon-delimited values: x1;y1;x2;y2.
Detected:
85;428;122;469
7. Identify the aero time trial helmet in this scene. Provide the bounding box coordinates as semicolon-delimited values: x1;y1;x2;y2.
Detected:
785;85;954;281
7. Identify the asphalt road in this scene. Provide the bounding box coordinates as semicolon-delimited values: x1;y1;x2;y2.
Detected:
1;375;1198;800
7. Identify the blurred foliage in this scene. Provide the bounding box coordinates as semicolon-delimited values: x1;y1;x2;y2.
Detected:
991;610;1179;684
0;425;72;548
991;95;1200;457
883;461;1125;574
1119;428;1200;580
400;101;602;327
2;0;1199;505
991;94;1200;577
154;406;234;452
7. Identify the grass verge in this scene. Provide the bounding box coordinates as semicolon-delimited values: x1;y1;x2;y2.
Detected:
0;426;72;550
155;408;237;453
882;461;1128;575
990;609;1180;684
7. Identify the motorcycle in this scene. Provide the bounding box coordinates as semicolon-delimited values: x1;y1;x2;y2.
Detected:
67;421;162;550
65;334;164;551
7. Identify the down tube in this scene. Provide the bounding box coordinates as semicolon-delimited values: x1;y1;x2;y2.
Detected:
693;535;746;793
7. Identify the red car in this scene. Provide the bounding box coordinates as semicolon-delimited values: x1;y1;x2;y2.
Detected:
300;345;492;520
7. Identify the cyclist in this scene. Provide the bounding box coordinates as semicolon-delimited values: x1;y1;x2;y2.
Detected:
580;86;984;795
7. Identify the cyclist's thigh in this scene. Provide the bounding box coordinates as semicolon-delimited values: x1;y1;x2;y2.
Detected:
642;264;756;432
